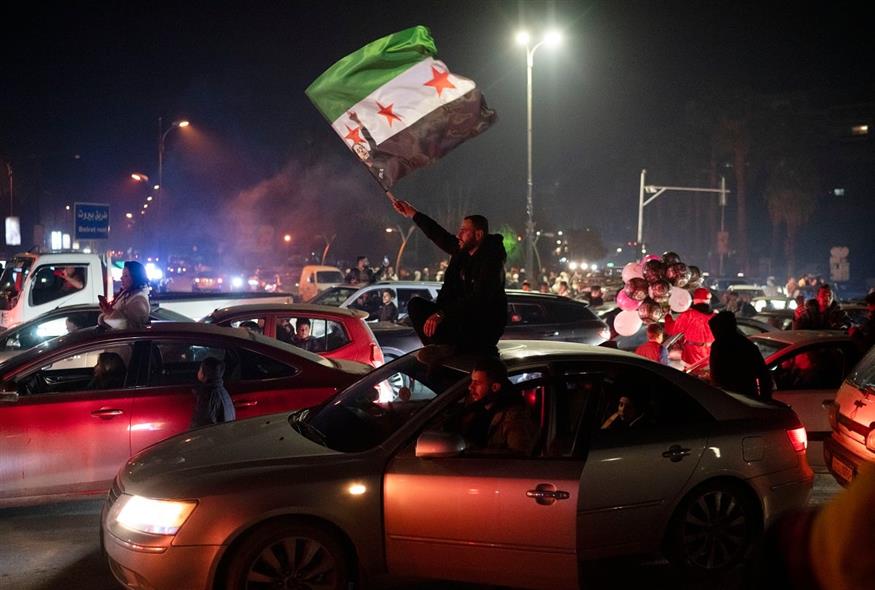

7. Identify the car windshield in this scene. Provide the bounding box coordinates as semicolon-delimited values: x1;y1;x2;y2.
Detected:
0;257;33;311
753;339;789;360
293;355;467;452
848;347;875;390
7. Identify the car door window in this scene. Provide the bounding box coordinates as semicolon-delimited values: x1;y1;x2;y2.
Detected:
237;347;298;380
550;301;598;323
147;341;232;387
227;317;266;335
773;345;851;390
397;288;433;315
29;265;89;306
417;369;547;457
14;343;134;395
277;316;350;352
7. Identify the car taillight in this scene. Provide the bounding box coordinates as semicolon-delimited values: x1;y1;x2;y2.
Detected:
370;343;384;368
786;427;808;453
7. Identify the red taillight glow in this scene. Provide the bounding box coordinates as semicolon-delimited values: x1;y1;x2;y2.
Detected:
786;427;808;452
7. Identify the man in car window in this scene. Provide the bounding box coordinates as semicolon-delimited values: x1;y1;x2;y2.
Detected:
451;358;536;454
601;393;646;430
378;289;398;322
292;318;317;352
392;199;507;354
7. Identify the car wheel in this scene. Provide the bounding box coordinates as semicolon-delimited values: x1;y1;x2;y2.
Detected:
665;481;760;574
224;521;351;590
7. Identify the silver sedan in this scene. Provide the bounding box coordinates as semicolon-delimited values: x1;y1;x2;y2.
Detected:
102;341;813;590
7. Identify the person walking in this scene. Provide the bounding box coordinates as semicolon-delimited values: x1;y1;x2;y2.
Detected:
664;287;715;366
392;198;507;354
708;311;773;399
98;260;150;330
190;357;236;428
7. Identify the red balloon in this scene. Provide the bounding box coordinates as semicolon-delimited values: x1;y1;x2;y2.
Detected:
624;277;649;301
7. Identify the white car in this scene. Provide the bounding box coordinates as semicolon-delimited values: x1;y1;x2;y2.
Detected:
310;281;441;321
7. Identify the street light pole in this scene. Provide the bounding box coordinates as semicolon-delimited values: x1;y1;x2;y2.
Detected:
156;117;189;255
517;30;560;281
636;168;730;270
387;225;416;273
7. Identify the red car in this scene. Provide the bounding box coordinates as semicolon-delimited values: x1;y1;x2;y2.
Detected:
203;303;384;367
0;322;369;506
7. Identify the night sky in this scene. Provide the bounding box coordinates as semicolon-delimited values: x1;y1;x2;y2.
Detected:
2;1;873;281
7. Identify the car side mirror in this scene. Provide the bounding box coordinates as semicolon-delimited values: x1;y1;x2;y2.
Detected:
415;430;467;458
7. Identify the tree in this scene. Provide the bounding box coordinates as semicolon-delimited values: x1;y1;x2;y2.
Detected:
764;157;818;277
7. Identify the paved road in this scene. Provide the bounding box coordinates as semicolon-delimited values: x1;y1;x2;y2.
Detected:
0;474;842;590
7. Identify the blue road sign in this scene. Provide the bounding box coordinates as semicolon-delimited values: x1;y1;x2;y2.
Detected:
74;202;110;240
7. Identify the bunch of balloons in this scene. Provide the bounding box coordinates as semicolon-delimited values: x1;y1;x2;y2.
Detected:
614;251;703;336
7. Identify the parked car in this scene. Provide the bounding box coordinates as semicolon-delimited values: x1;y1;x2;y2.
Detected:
0;322;369;506
824;346;875;486
736;316;779;336
306;284;359;306
0;304;192;364
751;309;795;330
310;280;442;321
373;291;610;360
202;303;384;367
102;341;812;590
688;330;861;469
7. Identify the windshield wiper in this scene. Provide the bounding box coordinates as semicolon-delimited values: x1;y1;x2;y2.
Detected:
290;410;327;446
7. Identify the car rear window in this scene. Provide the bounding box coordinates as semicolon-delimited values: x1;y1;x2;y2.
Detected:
551;301;599;323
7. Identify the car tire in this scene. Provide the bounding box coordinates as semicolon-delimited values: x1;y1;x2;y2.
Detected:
223;521;352;590
664;480;761;574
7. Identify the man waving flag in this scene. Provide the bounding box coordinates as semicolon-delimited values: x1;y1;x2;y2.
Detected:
306;25;497;191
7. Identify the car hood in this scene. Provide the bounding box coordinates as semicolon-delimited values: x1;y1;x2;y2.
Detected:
121;412;340;493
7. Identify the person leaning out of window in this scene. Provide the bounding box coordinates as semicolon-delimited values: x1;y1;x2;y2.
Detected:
98;261;151;330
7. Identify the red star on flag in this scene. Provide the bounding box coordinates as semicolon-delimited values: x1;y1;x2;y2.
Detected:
344;124;364;144
376;101;402;126
424;66;456;96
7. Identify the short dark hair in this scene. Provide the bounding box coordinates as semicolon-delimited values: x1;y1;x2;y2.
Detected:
356;256;368;264
296;317;311;328
465;214;489;234
646;323;663;338
472;356;507;385
124;260;150;288
200;356;225;381
382;289;395;298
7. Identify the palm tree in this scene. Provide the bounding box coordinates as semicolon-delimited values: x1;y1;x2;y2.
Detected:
764;158;818;277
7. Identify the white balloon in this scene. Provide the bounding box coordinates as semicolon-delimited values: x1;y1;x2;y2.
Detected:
621;262;644;283
669;286;693;313
614;309;643;337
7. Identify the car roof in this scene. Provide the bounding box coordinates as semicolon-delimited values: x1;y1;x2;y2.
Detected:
749;329;852;345
438;340;642;372
207;303;368;320
7;321;335;371
505;290;587;303
362;281;442;288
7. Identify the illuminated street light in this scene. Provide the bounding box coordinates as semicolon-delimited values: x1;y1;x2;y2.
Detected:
283;234;292;243
157;118;191;253
386;224;416;272
516;29;562;277
146;196;153;201
125;212;133;219
131;172;150;182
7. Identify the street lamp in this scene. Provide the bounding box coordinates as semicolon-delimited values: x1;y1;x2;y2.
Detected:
157;118;190;239
516;29;561;279
386;225;416;273
317;233;336;265
637;169;730;274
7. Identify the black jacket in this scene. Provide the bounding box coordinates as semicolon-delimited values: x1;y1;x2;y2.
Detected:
413;212;507;343
709;311;773;399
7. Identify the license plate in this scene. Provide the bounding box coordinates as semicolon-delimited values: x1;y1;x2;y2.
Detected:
831;456;854;483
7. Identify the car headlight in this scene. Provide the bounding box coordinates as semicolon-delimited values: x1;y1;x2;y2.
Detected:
113;494;197;536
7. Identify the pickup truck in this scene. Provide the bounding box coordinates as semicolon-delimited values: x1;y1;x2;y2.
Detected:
0;251;295;329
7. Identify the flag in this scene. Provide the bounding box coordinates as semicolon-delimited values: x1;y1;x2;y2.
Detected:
306;25;497;191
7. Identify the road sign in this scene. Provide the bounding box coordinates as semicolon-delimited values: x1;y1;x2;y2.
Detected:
74;202;110;240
